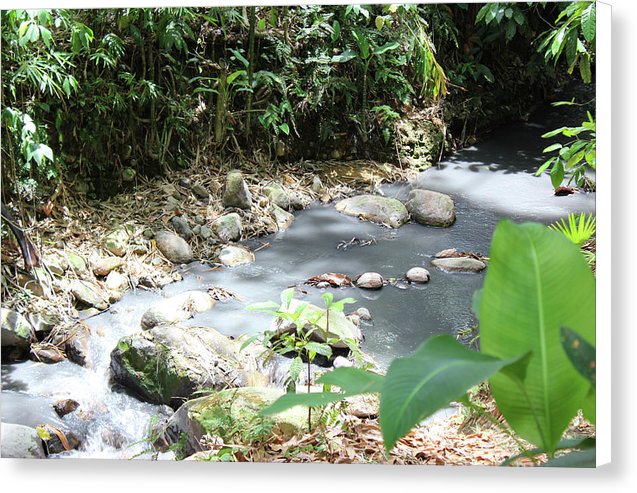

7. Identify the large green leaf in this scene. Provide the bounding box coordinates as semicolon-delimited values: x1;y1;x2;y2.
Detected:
480;221;595;454
379;334;528;452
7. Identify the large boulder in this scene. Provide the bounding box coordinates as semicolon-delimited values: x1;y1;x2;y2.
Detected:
212;213;242;243
158;387;316;456
0;423;46;458
405;189;455;227
1;308;35;357
140;291;217;330
335;195;409;228
218;245;255;267
223;170;252;210
431;257;486;273
155;230;193;264
272;299;362;350
110;325;267;407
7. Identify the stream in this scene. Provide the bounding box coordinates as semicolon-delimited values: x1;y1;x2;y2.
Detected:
1;91;596;459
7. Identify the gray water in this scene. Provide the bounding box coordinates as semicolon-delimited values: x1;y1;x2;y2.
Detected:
1;94;596;459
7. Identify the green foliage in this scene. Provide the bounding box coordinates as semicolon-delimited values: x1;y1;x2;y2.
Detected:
247;288;357;393
537;1;595;83
537;107;596;188
549;212;596;246
475;2;531;44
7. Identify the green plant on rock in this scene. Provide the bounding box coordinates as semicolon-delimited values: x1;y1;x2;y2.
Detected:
262;220;596;466
246;287;356;430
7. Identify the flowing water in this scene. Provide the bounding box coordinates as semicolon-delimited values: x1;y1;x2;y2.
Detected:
1;92;595;459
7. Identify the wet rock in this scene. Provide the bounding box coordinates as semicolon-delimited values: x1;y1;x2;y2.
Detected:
50;322;92;367
30;342;66;363
335;195;409;228
141;291;217;330
92;256;124;277
69;280;109;310
159;387;316;456
351;307;372;321
54;399;80;418
0;423;47;458
355;272;384;290
431;257;486;273
218;245;255;267
105;271;129;292
269;204;294;231
155;230;193;264
273;299;362;350
170;215;193;240
264;182;290;210
1;308;35;356
103;227;130;257
223;170;252;210
406;267;430;283
191;183;209;199
405;189;455;227
110;325;266;407
43;426;81;454
212;213;242;243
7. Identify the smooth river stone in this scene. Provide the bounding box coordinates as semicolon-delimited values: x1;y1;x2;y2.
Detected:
335;195;409;228
431;257;486;273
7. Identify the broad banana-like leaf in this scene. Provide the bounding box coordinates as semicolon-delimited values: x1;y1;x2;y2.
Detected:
480;220;595;454
379;334;528;452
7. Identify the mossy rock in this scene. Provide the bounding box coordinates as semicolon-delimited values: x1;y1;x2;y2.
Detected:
161;387;316;456
110;325;265;408
103;227;131;257
212;213;242;243
222;170;252;210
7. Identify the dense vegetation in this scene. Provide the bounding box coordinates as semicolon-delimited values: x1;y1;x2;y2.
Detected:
2;3;594;203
